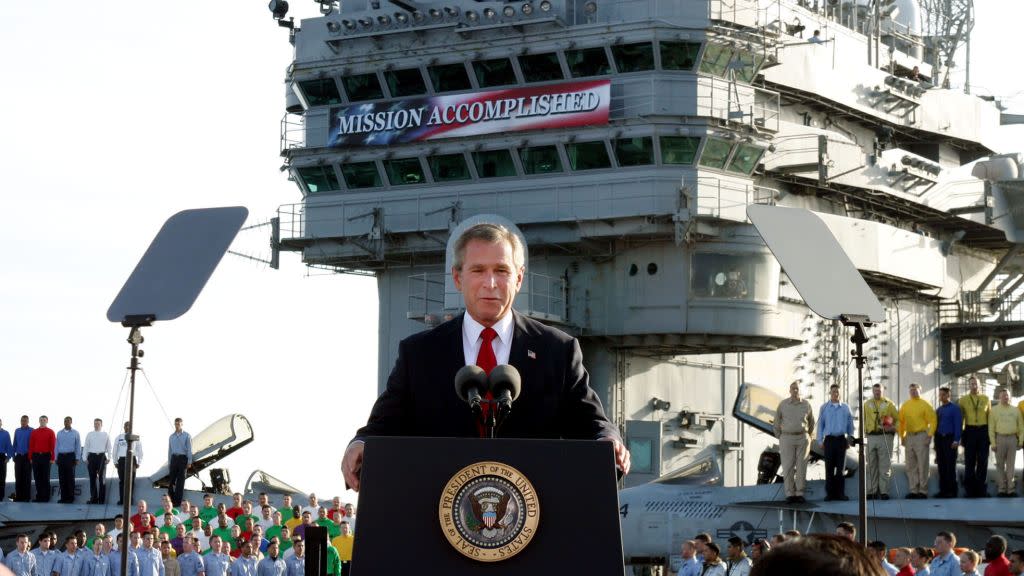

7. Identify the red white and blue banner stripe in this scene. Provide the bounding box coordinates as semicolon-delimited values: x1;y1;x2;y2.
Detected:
327;79;610;147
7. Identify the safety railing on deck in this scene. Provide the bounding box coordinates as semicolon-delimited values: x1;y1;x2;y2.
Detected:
940;290;1024;325
693;176;778;221
280;113;305;153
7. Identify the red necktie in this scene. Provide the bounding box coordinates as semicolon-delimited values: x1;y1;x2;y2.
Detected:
476;327;497;437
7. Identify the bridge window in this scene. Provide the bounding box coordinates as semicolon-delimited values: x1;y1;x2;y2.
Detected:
614;137;654;166
691;252;778;302
428;153;472;182
384;68;427;97
297;79;342;107
566;141;611;170
383;158;425;186
733;51;765;83
519;52;564;83
296;166;340;193
611;42;655;73
342;73;384;102
473;58;518;88
660;136;701;165
565;47;611;78
519;145;563;174
340;161;382;189
428;63;472;93
660;41;701;71
727;143;765;175
699;43;732;77
473;150;517;178
698;138;733;169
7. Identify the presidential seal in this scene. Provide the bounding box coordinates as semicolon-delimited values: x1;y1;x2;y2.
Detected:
438;461;540;562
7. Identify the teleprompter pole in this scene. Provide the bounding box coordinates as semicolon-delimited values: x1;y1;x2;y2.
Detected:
120;315;153;576
841;314;871;547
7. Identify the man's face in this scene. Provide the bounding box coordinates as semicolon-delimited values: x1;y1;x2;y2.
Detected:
174;419;183;433
262;507;272;520
452;238;523;327
165;515;174;526
244;502;253;513
63;417;72;429
240;542;252;558
939;389;950;404
340;523;350;537
96;524;105;536
66;539;77;553
259;494;269;506
910;385;920;399
872;386;882;399
682;542;695;559
130;533;141;548
115;518;123;529
160;542;171;559
210;537;221;552
961;554;977;573
138;500;148;512
1000;389;1010;404
283;496;292;507
727;543;741;559
16;536;29;552
789;383;800;399
301;513;312;525
969;377;979;393
934;535;950;554
102;539;113;554
273;512;282;526
705;548;718;563
318;507;327;520
308;494;317;506
267;542;279;559
345;504;354;516
39;416;48;427
20;416;28;427
39;536;51;550
183;538;194;553
94;419;102;431
911;550;925;568
293;541;304;557
233;494;243;506
142;535;154;550
205;496;213;507
1010;553;1024;575
830;387;840;402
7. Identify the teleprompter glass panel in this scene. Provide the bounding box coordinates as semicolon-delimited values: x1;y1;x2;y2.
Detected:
297;79;342;106
565;141;611;170
660;41;702;70
727;143;765;174
383;158;425;186
699;43;733;77
610;42;655;73
340;161;382;189
698;138;733;169
690;252;778;302
342;73;385;102
428;154;471;182
296;166;340;193
428;63;472;93
565;47;611;78
614;137;654;166
473;149;517;178
473;58;517;88
519;52;564;83
384;67;427;97
519;145;563;174
660;136;701;165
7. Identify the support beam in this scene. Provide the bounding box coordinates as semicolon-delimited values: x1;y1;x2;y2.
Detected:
976;245;1023;293
943;339;1024;376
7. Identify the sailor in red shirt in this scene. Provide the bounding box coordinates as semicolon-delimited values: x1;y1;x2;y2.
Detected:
984;535;1012;576
225;492;245;521
130;499;159;532
893;547;916;576
29;415;56;502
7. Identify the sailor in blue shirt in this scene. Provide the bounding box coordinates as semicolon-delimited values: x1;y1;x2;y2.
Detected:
167;418;194;507
0;419;12;500
177;537;205;576
934;387;963;498
816;384;854;501
928;531;960;576
4;534;37;576
230;542;258;576
107;535;139;576
282;540;304;576
203;537;231;576
55;418;82;504
53;537;89;576
256;542;286;576
12;415;34;502
32;534;58;576
89;542;112;576
136;534;164;576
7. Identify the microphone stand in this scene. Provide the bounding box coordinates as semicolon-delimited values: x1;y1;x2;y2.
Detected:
484;399;497;439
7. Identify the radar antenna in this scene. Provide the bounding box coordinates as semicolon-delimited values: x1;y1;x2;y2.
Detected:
918;0;975;92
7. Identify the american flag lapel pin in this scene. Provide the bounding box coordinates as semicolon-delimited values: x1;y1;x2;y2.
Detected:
527;350;536;359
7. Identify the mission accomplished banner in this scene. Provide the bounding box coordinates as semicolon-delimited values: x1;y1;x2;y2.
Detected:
327;79;610;147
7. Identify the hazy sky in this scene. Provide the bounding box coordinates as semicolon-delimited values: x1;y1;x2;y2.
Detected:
0;1;1020;503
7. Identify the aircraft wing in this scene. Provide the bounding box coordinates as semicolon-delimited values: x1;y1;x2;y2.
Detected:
728;498;1024;526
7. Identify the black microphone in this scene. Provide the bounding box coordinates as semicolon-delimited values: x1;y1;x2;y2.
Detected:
489;365;521;417
454;365;489;415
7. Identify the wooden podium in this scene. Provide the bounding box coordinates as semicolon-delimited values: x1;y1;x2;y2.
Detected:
351;437;624;575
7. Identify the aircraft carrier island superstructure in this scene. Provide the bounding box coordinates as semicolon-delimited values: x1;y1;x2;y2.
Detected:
272;0;1024;501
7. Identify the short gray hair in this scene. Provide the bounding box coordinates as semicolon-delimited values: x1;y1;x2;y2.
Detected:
452;223;525;271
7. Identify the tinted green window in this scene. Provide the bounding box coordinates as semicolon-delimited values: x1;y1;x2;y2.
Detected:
428;154;471;182
565;47;611;78
384;68;427;97
342;73;384;102
340;162;382;189
628;438;654;474
519;145;563;174
566;141;611;170
428;63;471;93
611;43;655;73
699;43;732;77
660;41;701;70
519;53;564;83
733;52;765;83
297;166;340;193
660;136;701;165
727;144;764;174
383;158;425;185
473;150;517;178
297;79;342;106
473;58;517;88
614;137;654;166
698;138;734;169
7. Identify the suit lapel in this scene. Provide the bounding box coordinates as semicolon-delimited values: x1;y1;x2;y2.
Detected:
509;311;535;397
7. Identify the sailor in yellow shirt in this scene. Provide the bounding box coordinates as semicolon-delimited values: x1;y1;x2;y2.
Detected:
897;383;937;499
331;521;354;576
863;383;899;500
988;388;1024;497
958;376;991;498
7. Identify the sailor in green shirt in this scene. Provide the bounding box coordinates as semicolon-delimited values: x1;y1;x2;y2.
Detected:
265;512;285;542
325;541;341;576
315;508;341;539
234;502;260;535
198;494;219;524
278;495;295;523
160;514;180;540
212;515;234;546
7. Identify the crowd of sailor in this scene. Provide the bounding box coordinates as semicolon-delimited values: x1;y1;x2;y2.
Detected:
0;492;356;576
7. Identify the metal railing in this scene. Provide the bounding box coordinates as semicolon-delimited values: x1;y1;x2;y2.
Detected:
280;112;305;153
693;176;778;221
408;273;447;322
940;289;1024;325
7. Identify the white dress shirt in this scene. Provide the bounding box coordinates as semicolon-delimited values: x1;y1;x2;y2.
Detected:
461;312;514;367
114;434;143;465
84;431;112;459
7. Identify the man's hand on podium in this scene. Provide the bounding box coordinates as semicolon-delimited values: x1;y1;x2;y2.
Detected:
600;436;631;476
342;441;364;492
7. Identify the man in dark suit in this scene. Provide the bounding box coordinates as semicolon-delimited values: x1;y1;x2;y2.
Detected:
341;222;630;491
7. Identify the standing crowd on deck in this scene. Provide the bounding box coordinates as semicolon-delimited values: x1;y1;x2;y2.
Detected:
773;376;1024;503
0;492;358;576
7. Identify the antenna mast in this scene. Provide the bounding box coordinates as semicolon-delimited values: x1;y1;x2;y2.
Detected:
918;0;975;93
